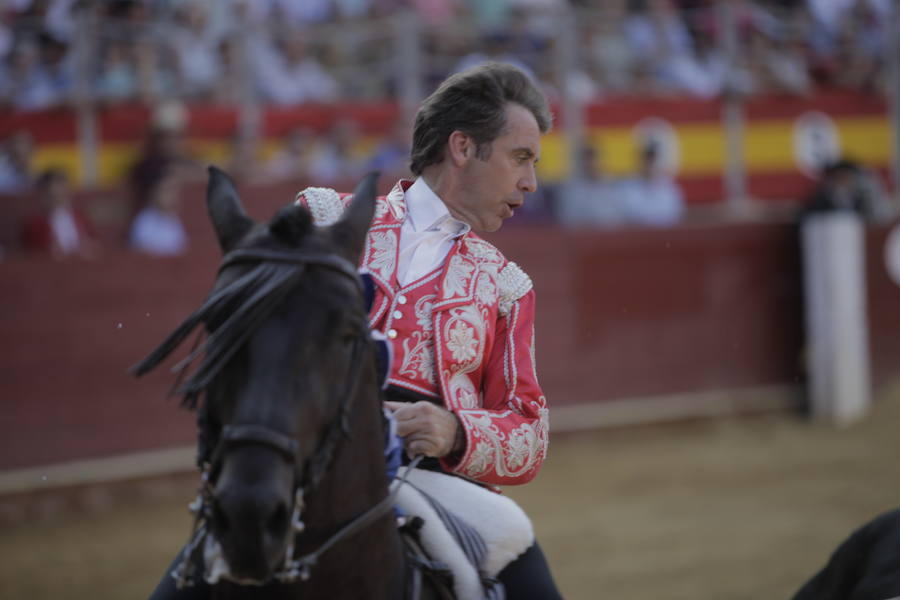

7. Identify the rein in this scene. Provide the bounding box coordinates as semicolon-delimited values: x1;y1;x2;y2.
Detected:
276;454;424;583
160;246;398;588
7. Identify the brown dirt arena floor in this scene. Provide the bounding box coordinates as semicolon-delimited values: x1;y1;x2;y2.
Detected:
3;384;900;599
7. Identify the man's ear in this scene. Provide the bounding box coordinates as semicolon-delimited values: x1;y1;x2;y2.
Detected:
447;130;472;167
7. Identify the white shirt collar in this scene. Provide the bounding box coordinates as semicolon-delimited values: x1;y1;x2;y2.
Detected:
405;177;470;237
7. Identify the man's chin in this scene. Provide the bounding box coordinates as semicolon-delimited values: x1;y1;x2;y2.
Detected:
479;218;505;234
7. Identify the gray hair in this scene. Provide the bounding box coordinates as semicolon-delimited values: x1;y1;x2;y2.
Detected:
409;62;552;176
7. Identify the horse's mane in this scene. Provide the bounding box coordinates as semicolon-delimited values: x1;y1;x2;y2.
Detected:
132;205;315;409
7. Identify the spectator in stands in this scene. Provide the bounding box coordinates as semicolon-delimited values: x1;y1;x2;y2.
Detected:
128;166;188;256
20;167;98;258
34;31;73;105
800;158;895;224
8;0;78;44
266;0;335;26
252;34;339;106
409;0;459;26
168;1;222;100
745;27;812;96
584;1;636;95
453;30;536;80
2;35;72;111
94;39;139;104
365;118;412;182
209;37;243;105
556;141;625;227
827;7;884;93
463;0;513;29
126;116;199;235
0;130;34;194
263;126;315;181
333;0;374;21
307;118;365;185
225;126;262;184
660;28;729;98
624;0;692;65
618;140;684;226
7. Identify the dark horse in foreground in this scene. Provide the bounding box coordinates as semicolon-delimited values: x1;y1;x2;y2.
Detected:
793;508;900;600
135;168;441;598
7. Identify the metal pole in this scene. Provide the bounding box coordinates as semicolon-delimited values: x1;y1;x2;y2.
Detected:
73;9;98;186
719;0;747;212
394;12;423;126
888;0;900;207
555;8;582;182
236;23;261;152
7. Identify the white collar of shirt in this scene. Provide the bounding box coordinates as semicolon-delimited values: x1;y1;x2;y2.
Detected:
396;178;470;286
404;177;470;237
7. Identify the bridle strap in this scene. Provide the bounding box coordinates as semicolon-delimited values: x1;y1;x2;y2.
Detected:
219;248;363;295
222;424;299;461
277;455;424;583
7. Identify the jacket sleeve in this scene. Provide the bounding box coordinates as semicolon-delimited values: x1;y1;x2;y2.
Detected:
440;287;549;486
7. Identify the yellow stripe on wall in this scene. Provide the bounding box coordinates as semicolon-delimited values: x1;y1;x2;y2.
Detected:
31;145;83;184
837;117;892;165
32;116;891;188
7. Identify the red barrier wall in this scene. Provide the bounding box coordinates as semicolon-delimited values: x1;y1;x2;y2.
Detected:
2;181;899;471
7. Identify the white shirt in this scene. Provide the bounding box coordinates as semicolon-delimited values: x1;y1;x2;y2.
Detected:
397;178;469;286
129;207;188;256
618;174;684;227
49;205;80;254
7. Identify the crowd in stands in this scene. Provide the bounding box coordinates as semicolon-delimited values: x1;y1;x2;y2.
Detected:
0;0;892;111
0;0;894;257
556;139;685;228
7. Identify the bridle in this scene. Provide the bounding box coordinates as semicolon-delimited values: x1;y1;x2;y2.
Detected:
170;246;407;588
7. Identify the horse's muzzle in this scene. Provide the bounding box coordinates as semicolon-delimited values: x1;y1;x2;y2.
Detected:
211;446;295;581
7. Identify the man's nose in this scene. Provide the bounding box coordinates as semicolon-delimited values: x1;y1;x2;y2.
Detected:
519;164;537;193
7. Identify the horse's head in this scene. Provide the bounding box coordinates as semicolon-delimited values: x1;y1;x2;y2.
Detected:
135;167;378;583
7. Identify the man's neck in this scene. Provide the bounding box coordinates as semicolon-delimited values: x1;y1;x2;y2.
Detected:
421;167;468;227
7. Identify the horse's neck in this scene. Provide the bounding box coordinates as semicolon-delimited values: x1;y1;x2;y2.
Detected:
298;391;405;598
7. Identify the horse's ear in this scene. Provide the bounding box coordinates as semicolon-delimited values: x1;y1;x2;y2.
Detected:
330;172;377;263
206;166;253;252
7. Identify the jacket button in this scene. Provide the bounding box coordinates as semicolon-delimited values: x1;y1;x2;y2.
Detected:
393;310;403;319
397;295;407;305
387;329;398;339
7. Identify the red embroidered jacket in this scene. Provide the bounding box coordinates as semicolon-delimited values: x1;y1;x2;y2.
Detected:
297;180;549;486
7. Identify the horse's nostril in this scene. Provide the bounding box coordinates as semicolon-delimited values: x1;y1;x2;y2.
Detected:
266;502;289;538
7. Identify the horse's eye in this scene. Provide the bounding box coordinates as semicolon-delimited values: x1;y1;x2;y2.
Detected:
339;330;357;346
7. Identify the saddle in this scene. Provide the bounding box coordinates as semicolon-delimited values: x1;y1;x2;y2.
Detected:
392;467;535;600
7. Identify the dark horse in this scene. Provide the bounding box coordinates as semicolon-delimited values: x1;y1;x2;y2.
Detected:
793;508;900;600
135;168;430;598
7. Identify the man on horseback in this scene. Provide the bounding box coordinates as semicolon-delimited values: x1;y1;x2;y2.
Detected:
148;62;561;600
299;62;561;599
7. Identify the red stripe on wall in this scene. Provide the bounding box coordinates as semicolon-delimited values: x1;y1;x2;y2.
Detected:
677;172;817;205
584;95;721;126
744;89;886;120
99;104;240;142
0;107;78;143
98;104;153;143
1;91;885;145
263;101;401;137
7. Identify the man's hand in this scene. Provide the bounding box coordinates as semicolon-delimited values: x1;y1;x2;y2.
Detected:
384;401;465;458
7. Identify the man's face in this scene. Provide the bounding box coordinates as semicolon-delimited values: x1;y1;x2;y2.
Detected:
451;103;542;233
